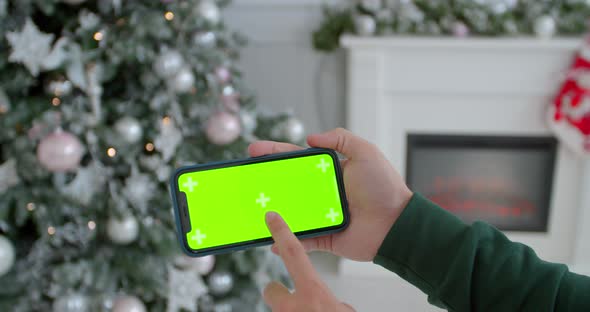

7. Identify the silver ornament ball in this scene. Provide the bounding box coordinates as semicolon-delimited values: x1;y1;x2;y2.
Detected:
0;235;15;277
534;15;556;39
112;296;146;312
154;50;184;78
208;271;234;296
107;215;139;245
197;0;221;24
114;117;143;143
173;68;195;93
46;78;73;96
52;293;90;312
193;31;217;48
354;15;377;36
282;118;305;143
240;111;258;134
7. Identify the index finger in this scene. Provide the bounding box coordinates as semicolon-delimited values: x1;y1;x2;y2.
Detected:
248;141;304;157
265;211;318;287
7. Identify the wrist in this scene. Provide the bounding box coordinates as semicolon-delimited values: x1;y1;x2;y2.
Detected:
369;187;414;260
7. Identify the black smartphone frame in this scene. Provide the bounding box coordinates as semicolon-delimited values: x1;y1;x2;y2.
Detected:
170;147;349;257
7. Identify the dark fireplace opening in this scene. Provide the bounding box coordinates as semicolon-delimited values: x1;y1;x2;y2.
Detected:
406;134;557;232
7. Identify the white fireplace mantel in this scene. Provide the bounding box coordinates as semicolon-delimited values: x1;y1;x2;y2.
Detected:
341;35;590;278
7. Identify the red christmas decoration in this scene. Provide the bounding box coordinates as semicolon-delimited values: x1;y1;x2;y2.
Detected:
549;36;590;156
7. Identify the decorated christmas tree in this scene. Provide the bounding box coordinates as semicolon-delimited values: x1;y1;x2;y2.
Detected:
0;0;302;311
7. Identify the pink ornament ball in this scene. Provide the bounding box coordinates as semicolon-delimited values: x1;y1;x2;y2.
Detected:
37;130;84;172
452;22;470;38
215;67;232;83
206;111;241;145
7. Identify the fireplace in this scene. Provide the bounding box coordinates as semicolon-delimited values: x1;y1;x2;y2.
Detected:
406;134;557;232
340;36;590;281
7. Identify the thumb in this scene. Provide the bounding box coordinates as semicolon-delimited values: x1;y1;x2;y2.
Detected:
307;128;373;160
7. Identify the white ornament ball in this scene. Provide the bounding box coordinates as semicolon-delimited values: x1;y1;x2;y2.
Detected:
174;254;216;275
282;118;305;143
206;112;242;145
355;15;377;36
534;15;556;39
52;293;90;312
197;0;221;24
154;50;184;78
173;68;195;93
0;235;15;277
107;216;139;245
37;130;84;172
208;271;234;296
114;117;143;143
112;296;146;312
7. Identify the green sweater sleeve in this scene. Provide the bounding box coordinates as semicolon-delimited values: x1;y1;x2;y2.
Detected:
373;193;590;311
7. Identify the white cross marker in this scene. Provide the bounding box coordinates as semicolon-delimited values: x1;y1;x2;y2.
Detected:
326;208;340;223
256;193;271;208
190;229;207;245
182;177;198;192
316;158;330;173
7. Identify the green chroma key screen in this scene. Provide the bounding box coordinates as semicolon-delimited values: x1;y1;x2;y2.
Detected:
176;152;345;252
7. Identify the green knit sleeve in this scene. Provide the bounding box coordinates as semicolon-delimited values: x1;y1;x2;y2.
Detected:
373;193;590;311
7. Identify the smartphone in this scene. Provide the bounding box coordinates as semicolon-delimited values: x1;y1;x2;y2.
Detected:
170;148;349;257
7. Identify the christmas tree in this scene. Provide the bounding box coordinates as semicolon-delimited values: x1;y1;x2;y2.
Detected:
0;0;302;311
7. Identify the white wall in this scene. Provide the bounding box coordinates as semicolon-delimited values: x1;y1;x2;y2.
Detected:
224;0;347;134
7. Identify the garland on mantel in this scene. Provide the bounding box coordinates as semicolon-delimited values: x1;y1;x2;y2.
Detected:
312;0;590;52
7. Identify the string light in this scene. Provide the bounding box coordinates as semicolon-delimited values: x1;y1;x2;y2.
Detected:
145;142;155;152
164;11;175;21
51;97;61;106
162;116;171;125
88;221;96;230
107;147;117;157
26;202;35;211
93;31;104;41
47;226;56;235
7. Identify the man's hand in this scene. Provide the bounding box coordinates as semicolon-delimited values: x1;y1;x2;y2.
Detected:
249;128;413;261
263;211;354;312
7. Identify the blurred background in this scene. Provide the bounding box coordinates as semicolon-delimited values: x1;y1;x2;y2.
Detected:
1;0;590;311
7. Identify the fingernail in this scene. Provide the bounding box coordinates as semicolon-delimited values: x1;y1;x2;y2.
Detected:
265;211;279;223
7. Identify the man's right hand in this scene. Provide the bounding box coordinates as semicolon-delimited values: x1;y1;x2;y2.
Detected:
248;128;413;261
